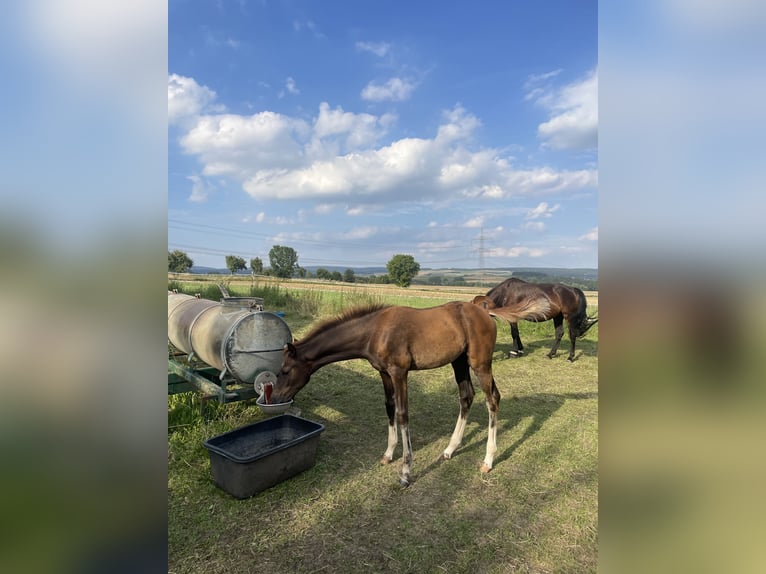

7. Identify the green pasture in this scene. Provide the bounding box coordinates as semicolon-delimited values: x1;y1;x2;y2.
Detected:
168;280;598;573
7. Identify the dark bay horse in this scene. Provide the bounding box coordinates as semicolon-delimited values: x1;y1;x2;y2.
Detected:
483;278;598;362
271;298;550;486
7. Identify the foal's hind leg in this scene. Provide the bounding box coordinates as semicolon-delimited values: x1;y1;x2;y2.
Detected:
443;354;475;460
474;365;500;473
547;314;565;358
378;372;398;464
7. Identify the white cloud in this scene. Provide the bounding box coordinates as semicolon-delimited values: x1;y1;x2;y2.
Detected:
356;41;391;57
579;227;598;241
417;240;462;253
343;226;379;240
310;102;395;155
436;106;482;144
526;202;560;219
168;74;224;125
463;216;485;228
465;167;597;198
346;205;377;216
285;77;299;95
187;174;210;202
171;77;597;205
361;77;416;102
523;221;546;232
293;20;324;39
529;68;598;151
487;246;548;258
179;111;309;178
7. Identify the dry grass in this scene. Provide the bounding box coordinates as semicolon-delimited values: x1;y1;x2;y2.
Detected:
168;282;598;573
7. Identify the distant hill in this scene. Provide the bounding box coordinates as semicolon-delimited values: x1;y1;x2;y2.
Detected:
188;265;389;275
416;267;598;281
184;265;597;285
413;267;598;290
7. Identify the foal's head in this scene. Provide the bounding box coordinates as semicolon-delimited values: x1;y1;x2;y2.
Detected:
272;342;312;403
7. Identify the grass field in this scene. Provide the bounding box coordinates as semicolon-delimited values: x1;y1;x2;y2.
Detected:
168;279;598;573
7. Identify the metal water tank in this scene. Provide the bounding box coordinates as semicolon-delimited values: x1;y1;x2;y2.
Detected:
168;292;291;386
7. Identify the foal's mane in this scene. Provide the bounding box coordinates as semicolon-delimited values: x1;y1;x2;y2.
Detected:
303;303;391;340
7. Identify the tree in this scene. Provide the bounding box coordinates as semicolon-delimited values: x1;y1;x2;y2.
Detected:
330;271;343;281
168;250;193;273
343;268;356;283
316;267;331;280
386;254;420;288
269;245;299;278
250;257;264;274
225;255;247;274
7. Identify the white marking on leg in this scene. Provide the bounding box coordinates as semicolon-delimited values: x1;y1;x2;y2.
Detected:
399;424;412;485
443;414;468;459
482;403;497;472
383;422;398;462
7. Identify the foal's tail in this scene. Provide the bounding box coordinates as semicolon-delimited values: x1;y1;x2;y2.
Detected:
473;295;551;322
572;287;598;337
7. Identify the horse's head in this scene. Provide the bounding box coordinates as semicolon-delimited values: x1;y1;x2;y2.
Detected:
272;342;312;403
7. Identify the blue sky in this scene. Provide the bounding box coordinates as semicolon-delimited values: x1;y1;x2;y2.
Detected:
169;0;597;270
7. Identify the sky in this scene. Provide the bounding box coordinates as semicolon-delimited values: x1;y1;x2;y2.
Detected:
169;0;598;270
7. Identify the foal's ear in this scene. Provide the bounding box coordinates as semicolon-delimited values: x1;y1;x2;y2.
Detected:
472;295;492;310
283;342;298;358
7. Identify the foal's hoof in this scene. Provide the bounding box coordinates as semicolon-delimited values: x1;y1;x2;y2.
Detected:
399;476;411;487
441;451;452;461
480;463;492;474
380;456;392;465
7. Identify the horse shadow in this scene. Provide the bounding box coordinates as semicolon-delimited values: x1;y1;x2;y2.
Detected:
413;390;597;481
494;339;598;362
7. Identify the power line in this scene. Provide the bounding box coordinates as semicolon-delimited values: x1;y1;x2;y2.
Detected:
469;226;490;285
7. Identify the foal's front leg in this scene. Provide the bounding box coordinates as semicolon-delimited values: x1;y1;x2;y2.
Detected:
379;372;398;464
389;370;413;486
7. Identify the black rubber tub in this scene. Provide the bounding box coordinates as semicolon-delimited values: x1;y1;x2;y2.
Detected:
203;414;325;499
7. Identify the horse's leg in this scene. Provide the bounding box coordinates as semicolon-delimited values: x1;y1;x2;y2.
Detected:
390;369;413;486
566;319;578;362
547;314;565;358
509;321;524;357
379;371;398;464
443;354;475;460
474;365;500;473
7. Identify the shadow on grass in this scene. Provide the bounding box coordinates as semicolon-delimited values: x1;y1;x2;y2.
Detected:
493;391;597;467
412;390;598;481
294;362;597;483
494;337;599;361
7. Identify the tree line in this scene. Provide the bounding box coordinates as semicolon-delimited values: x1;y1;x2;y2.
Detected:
168;247;421;288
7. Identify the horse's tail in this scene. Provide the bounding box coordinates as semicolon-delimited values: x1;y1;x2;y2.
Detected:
476;294;551;323
572;287;598;337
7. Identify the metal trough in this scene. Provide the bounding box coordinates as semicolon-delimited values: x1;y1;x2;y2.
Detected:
168;292;292;402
